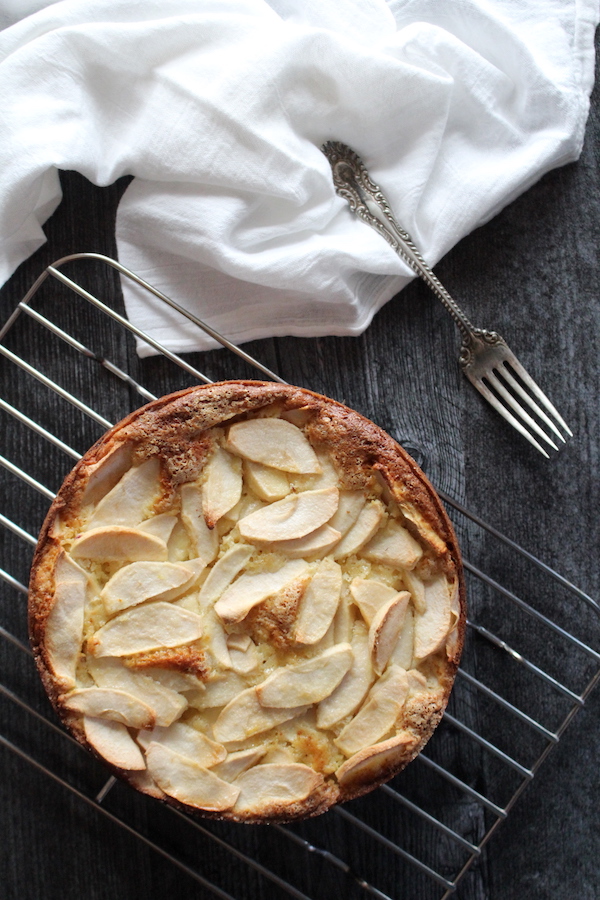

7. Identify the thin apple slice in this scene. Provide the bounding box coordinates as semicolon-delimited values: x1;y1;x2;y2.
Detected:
45;551;88;689
197;672;248;709
294;558;342;644
390;606;414;669
202;447;243;528
446;581;462;659
211;746;269;782
203;610;231;668
413;576;453;660
145;742;239;811
316;622;373;729
180;484;219;564
81;443;133;506
334;665;409;757
244;460;290;502
349;578;398;626
402;570;426;614
232;763;323;815
335;732;415;786
87;656;187;727
137;722;226;768
228;644;259;675
226;633;252;652
226;418;321;473
213;687;309;743
138;514;178;544
83;716;146;770
88;602;203;657
70;527;168;562
197;545;253;611
369;592;410;675
269;524;341;559
214;560;310;625
86;458;161;530
256;644;353;708
362;520;423;570
238;487;339;543
333;501;384;559
101;560;199;615
141;668;201;693
61;687;155;729
328;491;366;537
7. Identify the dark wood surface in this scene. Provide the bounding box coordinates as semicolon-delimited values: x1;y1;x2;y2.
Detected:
1;56;599;900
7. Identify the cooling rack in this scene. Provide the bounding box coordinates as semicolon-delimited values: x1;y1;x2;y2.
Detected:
1;253;598;900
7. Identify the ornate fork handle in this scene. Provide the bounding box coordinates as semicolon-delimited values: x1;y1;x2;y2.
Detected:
321;141;502;369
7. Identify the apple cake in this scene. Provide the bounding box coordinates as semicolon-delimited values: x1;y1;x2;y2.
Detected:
29;380;465;822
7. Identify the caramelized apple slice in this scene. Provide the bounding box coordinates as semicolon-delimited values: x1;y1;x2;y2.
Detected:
214;560;310;625
202;447;243;527
45;552;88;690
70;527;168;562
145;742;239;811
88;602;203;657
62;687;155;729
226;418;321;473
256;644;353;708
232;763;323;815
238;488;339;543
84;716;146;770
334;665;409;757
86;458;161;530
294;558;342;644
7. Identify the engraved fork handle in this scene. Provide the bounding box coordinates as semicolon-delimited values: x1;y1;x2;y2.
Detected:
322;141;484;348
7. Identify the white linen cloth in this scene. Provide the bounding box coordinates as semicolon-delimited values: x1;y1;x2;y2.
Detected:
0;0;597;354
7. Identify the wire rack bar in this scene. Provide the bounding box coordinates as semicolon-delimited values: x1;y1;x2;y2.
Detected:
1;255;598;900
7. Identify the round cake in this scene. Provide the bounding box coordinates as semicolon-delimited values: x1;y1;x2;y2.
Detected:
29;381;465;822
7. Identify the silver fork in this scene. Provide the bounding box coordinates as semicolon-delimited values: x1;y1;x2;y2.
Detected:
322;141;572;458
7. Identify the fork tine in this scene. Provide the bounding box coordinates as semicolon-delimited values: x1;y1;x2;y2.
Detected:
485;370;559;451
471;378;551;458
498;363;566;443
502;357;573;437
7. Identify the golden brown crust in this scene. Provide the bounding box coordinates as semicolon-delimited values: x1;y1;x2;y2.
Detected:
29;380;466;824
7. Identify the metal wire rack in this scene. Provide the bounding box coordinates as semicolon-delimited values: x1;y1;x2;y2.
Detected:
1;253;598;900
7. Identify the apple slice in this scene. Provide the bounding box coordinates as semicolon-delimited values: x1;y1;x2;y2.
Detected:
238;487;339;543
294;558;342;644
333;501;384;559
145;742;239;811
202;447;243;528
197;672;248;709
214;559;310;625
413;576;453;660
349;578;398;626
70;527;168;562
402;570;426;614
86;458;161;530
81;443;133;506
269;524;341;559
83;716;146;770
226;633;252;652
45;551;88;689
316;622;373;729
328;491;366;537
88;602;203;657
197;545;253;611
228;643;259;675
180;484;219;564
213;687;309;743
256;644;353;708
362;520;423;569
335;732;415;786
87;656;187;727
232;763;323;815
446;581;462;659
369;591;410;675
101;560;199;615
137;722;226;768
211;746;269;782
244;460;290;502
61;687;155;729
390;606;414;669
334;665;409;757
138;514;178;545
226;418;321;473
